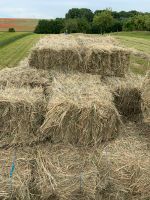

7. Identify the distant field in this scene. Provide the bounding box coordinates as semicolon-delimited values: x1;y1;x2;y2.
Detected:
0;31;149;74
0;18;38;32
112;31;150;75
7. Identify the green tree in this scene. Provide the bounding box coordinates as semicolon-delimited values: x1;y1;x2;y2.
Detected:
145;15;150;31
34;20;50;34
123;14;150;31
66;8;94;22
51;18;64;33
134;15;146;30
92;10;114;33
77;18;91;33
112;19;123;32
64;18;78;33
123;18;135;31
94;10;105;16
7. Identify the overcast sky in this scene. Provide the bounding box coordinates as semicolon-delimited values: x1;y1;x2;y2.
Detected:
0;0;150;19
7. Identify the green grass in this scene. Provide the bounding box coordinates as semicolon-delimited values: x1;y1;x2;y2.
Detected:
0;32;42;69
130;55;149;75
112;31;150;40
111;31;150;75
0;32;31;48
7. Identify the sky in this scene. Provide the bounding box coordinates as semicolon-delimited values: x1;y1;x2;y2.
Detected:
0;0;150;19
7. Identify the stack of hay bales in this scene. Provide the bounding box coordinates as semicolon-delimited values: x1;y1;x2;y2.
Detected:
142;70;150;123
28;35;150;200
0;58;52;198
0;34;149;200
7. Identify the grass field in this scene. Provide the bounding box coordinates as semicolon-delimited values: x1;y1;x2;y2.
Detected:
0;31;149;74
0;18;38;31
112;31;150;75
0;32;42;68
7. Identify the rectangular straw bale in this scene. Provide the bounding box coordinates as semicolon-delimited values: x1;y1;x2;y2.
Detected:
96;122;150;200
0;144;98;200
102;74;143;120
29;35;83;71
0;61;51;89
83;43;130;77
75;35;129;77
142;71;150;123
0;87;47;147
33;144;99;200
40;73;121;146
29;35;130;77
0;148;34;200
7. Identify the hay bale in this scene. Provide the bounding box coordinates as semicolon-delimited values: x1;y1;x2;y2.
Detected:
96;123;150;200
0;61;51;89
29;35;83;72
102;74;143;120
29;35;130;77
34;144;99;200
0;144;98;200
40;73;121;146
142;71;150;123
0;87;46;147
83;43;130;77
0;148;34;200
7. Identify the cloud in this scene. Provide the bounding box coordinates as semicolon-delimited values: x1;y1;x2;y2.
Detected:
0;0;149;18
0;6;53;18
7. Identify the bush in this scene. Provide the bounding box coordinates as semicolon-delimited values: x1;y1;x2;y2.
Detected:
34;19;64;34
8;28;15;32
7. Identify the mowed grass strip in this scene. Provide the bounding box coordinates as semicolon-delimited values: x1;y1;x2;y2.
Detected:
112;31;150;40
0;32;32;48
0;33;42;69
112;32;150;75
116;36;150;54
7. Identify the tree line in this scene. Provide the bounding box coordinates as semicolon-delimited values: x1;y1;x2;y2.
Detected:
34;8;150;34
